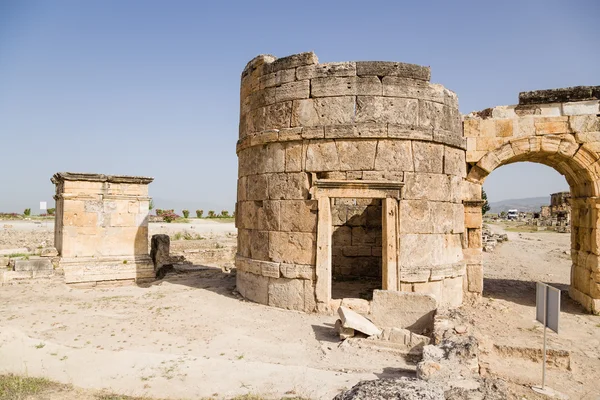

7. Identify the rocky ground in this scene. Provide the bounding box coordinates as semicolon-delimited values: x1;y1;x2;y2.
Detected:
0;220;599;399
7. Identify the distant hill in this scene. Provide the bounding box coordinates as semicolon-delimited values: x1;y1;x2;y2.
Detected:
488;196;550;214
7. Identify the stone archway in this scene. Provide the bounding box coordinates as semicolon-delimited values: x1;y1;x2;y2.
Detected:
462;87;600;314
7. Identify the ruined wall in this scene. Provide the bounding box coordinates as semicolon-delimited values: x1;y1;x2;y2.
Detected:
52;172;154;284
236;52;467;312
463;86;600;314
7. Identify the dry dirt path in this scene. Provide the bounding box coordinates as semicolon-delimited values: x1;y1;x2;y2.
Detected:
461;223;600;399
0;269;413;399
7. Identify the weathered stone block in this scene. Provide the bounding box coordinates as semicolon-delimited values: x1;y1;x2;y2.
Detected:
249;230;269;260
336;140;378;170
268;277;306;310
356;96;418;126
275;80;310;102
338;306;381;336
268;172;309;200
370;290;437;334
355;61;430;81
444;147;466;177
247;174;269;200
374;140;414;171
382;77;443;102
258;68;296;89
268;231;316;265
403;173;450;201
150;234;170;273
296;62;356;80
279;200;317;232
280;263;314;280
237;271;268;305
466;264;483;293
305;141;340;171
412;142;443;173
400;200;432;234
291;97;355;127
311;76;381;97
257;200;281;231
13;258;52;272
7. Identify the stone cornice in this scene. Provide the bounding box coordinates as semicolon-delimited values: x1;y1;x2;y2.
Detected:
51;172;154;185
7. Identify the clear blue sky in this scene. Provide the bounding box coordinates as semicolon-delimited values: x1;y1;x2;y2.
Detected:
1;0;598;213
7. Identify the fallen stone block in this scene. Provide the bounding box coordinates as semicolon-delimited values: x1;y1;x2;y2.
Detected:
0;257;8;267
13;258;53;272
334;319;355;340
338;306;381;336
370;290;437;334
40;247;58;257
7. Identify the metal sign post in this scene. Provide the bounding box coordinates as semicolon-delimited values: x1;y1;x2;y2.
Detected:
532;282;565;398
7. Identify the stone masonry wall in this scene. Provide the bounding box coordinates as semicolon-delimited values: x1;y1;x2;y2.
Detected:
332;198;382;279
52;172;154;284
236;52;467;313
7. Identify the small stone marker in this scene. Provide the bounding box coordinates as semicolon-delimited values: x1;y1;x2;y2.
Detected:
338;306;381;337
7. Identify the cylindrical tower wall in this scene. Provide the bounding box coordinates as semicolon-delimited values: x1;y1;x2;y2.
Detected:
236;52;466;312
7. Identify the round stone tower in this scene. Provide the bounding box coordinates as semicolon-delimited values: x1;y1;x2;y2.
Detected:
236;52;466;313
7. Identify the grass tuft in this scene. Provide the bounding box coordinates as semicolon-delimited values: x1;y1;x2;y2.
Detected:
0;374;54;400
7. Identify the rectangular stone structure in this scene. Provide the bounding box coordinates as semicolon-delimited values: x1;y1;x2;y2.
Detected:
51;172;154;284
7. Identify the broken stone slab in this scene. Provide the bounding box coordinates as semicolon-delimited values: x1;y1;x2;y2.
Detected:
333;377;445;400
150;234;171;275
13;258;53;272
334;318;355;340
0;257;8;267
40;247;58;257
337;306;381;337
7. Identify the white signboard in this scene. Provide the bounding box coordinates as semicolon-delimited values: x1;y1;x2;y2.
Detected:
40;201;47;210
536;282;560;333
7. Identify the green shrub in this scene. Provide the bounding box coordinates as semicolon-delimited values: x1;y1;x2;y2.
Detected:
220;210;229;217
23;208;31;216
207;210;215;218
196;209;203;218
162;211;179;223
47;208;56;215
182;209;190;218
156;209;163;216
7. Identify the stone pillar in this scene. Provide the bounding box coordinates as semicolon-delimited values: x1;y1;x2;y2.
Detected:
51;172;154;285
315;196;332;311
382;198;399;291
463;200;484;295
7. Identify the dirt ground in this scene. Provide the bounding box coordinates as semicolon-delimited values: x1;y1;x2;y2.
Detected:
1;220;599;399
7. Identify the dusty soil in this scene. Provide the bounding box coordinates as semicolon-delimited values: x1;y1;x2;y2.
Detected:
463;222;600;399
1;220;599;399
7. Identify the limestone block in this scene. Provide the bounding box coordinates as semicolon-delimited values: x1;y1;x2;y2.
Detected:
237;271;268;305
534;117;569;135
351;226;380;245
356;122;388;137
302;126;325;139
388;124;432;141
336;140;377;170
284;143;302;172
464;208;482;229
280;263;314;280
575;131;600;143
261;260;281;278
572;266;591;293
324;125;358;138
442;276;464;307
237;229;251;257
444;147;466;177
40;247;58;257
382;77;444;102
430;202;455;234
261;101;292;131
466;264;483;293
256;200;281;231
246;174;269;201
400;200;431;234
258;68;296;89
249;230;269;260
356;96;418;126
274;80;309;103
279;200;317;232
570;115;600;133
13;258;52;272
563;100;600;116
374;140;414;171
355;61;430;81
433;130;466;150
296;62;356;80
268;231;316;265
264;52;318;74
268;277;305;310
370;290;436;334
412;142;443;173
463;119;481;138
305;141;340;171
403;173;450;201
268;172;309;200
338;306;381;336
495;119;513;137
491;105;517;119
335;319;356;340
399;234;458;267
311;76;381;97
419;100;449;131
413;281;443;302
477;152;501;174
291;97;355;127
279;127;303;141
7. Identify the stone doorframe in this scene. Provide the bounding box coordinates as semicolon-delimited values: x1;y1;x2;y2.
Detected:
310;179;404;310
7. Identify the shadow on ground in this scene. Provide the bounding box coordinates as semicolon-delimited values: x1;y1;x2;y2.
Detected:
483;278;586;315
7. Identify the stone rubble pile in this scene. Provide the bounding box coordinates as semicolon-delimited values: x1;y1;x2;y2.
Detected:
481;227;508;252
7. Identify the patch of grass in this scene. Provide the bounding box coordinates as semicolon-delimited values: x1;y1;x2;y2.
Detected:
212;217;235;223
6;253;29;259
34;343;45;349
172;232;183;240
0;374;55;399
